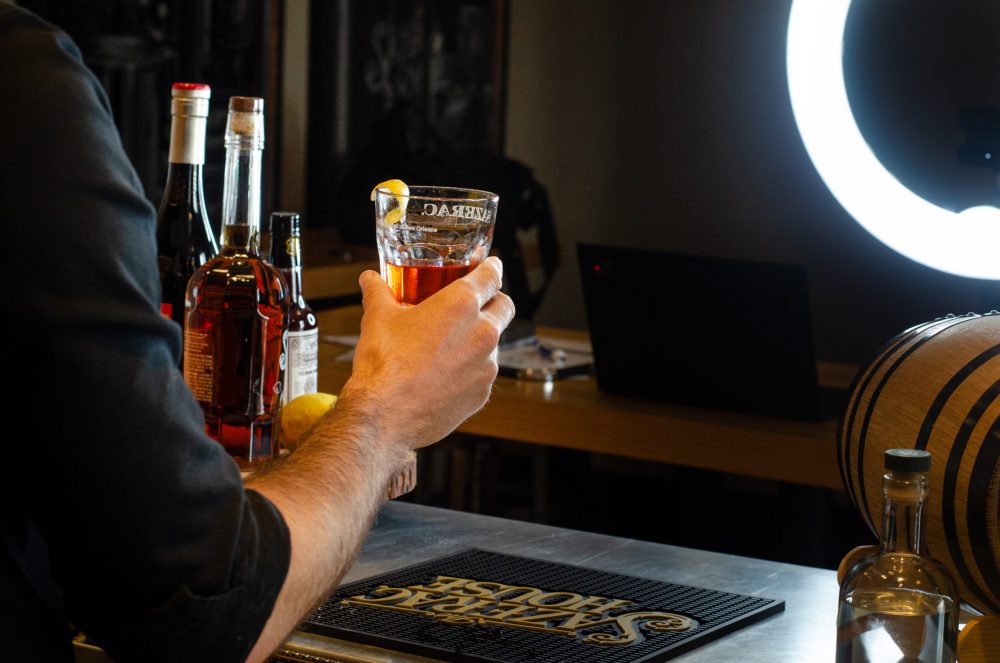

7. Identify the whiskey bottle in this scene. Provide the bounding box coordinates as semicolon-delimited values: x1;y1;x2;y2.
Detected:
155;83;218;339
268;212;318;405
183;97;288;467
836;449;959;663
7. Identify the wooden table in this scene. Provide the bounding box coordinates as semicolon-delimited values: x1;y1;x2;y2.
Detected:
314;305;848;491
299;244;850;492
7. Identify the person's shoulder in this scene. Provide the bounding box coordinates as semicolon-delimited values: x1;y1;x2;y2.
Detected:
0;3;79;55
0;4;117;155
0;4;97;104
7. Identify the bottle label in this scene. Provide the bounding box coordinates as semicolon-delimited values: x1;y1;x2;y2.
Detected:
160;302;173;320
283;328;319;404
183;329;214;403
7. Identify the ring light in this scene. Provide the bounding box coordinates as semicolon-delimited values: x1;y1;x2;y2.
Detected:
786;0;1000;280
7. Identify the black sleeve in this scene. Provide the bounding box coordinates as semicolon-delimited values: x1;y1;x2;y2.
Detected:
0;7;290;661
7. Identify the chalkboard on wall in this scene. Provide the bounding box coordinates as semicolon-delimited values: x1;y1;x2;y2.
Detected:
307;0;509;233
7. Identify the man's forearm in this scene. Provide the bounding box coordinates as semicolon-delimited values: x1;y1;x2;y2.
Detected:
244;382;407;661
242;261;513;661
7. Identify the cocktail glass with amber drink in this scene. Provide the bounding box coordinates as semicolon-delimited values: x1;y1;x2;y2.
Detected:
373;184;499;305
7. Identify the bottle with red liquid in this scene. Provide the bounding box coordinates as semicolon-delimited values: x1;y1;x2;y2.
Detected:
155;83;218;355
183;96;287;467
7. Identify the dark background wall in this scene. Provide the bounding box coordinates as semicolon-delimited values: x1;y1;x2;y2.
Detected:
30;0;998;365
28;0;995;567
505;0;1000;363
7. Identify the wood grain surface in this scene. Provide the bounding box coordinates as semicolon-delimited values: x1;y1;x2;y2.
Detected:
839;313;1000;616
957;616;1000;663
313;306;845;491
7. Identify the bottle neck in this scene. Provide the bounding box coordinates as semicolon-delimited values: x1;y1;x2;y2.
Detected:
168;113;207;165
221;147;263;255
164;108;207;211
163;163;205;207
283;266;303;303
880;471;928;555
270;232;303;301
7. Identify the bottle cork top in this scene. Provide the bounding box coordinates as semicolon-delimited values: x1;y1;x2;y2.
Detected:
229;96;264;113
225;96;264;147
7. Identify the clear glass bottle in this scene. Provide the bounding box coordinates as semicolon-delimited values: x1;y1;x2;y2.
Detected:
836;449;959;663
268;212;318;405
183;96;287;467
155;83;219;346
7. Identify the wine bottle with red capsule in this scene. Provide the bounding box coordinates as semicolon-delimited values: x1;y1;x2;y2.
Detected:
155;82;219;366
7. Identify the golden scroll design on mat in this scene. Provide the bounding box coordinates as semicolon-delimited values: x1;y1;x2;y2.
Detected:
341;575;695;647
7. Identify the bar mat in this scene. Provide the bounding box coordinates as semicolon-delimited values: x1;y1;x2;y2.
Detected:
302;549;784;662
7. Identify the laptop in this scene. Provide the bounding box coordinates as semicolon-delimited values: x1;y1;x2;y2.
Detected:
577;243;842;421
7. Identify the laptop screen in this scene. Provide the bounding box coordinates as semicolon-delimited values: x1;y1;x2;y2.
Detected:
577;243;823;420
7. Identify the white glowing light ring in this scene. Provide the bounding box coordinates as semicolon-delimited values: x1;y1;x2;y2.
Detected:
787;0;1000;280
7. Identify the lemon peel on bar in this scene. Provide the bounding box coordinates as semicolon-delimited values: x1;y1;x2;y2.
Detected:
370;179;409;224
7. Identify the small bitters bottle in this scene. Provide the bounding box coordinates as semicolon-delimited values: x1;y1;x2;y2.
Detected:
268;211;318;405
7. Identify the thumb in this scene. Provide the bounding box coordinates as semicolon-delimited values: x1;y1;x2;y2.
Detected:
359;270;395;312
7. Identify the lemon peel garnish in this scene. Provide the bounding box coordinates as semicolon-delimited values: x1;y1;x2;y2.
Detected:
370;179;409;225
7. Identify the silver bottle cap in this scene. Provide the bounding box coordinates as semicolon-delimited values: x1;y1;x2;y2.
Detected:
168;83;210;164
170;82;210;118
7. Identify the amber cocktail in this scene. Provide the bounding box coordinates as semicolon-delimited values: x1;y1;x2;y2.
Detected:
373;185;499;305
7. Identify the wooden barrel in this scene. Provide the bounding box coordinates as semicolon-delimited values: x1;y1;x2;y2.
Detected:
838;312;1000;615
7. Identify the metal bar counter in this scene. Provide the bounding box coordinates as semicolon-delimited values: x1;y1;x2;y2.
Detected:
282;501;839;662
